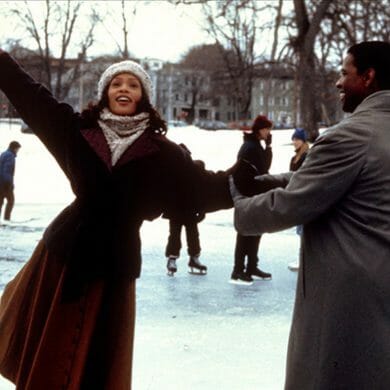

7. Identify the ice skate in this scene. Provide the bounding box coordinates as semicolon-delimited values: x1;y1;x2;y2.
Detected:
229;271;253;285
248;268;272;280
188;255;207;275
288;260;299;271
166;256;177;276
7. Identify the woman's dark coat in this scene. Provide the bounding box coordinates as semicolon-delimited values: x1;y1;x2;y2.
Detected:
0;51;232;389
237;133;272;175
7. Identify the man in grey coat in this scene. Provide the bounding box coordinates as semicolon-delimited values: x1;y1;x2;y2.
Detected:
231;41;390;389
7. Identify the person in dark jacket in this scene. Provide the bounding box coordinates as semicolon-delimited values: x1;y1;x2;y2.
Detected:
0;140;21;223
164;143;207;276
165;211;207;276
230;115;273;285
288;128;309;271
0;51;233;389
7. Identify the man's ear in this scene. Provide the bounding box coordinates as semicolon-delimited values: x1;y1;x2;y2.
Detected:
363;68;376;88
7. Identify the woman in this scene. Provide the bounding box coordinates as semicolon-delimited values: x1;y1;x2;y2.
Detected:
0;51;232;389
288;128;309;271
230;115;273;285
289;127;309;172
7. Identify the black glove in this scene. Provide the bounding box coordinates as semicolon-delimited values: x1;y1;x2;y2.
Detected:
265;133;272;147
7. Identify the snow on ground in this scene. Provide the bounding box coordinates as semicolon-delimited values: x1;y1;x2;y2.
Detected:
0;120;300;390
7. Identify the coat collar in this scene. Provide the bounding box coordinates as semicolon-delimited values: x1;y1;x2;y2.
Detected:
354;90;390;114
80;127;160;170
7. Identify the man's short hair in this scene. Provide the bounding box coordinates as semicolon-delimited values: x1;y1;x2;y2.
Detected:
347;41;390;90
9;141;21;151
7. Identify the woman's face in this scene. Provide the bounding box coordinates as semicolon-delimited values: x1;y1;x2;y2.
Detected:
107;72;143;116
292;137;304;150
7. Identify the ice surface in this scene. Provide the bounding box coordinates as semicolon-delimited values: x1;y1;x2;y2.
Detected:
0;121;302;390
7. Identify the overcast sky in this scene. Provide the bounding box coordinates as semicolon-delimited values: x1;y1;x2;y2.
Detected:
0;1;213;62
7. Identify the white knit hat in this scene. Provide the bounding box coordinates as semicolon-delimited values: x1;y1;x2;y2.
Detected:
97;60;153;101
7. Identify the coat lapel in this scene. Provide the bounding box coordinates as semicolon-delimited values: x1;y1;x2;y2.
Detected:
80;128;160;170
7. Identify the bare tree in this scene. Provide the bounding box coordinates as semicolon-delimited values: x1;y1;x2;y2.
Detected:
6;0;99;100
308;0;390;127
262;0;284;117
179;43;228;122
290;0;332;140
99;0;139;59
199;0;264;120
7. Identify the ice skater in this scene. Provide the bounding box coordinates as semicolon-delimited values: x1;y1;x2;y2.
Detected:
165;214;207;276
0;49;233;389
287;128;309;271
230;115;273;285
0;140;21;224
163;143;207;276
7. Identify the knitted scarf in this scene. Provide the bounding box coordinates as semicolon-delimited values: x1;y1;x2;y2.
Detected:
98;108;150;165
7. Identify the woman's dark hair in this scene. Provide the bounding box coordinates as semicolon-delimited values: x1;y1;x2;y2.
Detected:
242;115;272;140
347;41;390;90
81;83;167;134
252;115;273;133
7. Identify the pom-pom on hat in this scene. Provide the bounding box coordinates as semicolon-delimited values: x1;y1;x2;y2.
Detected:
252;115;273;132
291;128;307;142
97;60;153;101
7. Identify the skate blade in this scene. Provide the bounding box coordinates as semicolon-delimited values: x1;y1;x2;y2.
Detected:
252;275;272;281
188;268;207;275
167;271;176;276
229;279;253;286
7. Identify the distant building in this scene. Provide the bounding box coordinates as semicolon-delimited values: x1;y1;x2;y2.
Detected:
250;64;296;127
0;46;341;127
155;63;214;122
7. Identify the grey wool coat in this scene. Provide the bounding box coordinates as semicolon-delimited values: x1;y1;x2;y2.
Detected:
233;90;390;390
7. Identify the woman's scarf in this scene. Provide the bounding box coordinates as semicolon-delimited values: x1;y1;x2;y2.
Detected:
98;108;150;165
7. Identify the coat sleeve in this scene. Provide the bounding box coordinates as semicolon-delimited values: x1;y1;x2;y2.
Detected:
0;50;77;164
233;123;371;235
160;139;233;220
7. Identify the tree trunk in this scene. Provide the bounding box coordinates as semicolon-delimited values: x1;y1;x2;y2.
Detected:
293;0;332;141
